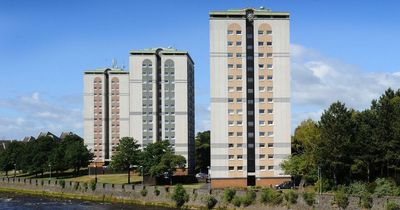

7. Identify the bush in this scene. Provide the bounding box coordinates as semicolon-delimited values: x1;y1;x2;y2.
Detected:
59;180;66;189
360;191;372;209
154;187;160;196
232;196;241;207
171;184;189;208
387;201;400;210
348;182;372;208
83;182;88;191
141;188;148;197
73;182;79;190
241;189;257;207
303;191;315;206
333;186;349;209
260;188;283;206
89;179;96;191
314;179;333;193
223;188;236;203
374;178;396;197
202;195;218;209
284;189;298;205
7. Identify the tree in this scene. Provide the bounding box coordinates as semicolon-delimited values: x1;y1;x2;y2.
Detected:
63;134;93;176
150;151;186;178
26;136;58;176
0;141;24;176
195;131;210;173
110;137;140;184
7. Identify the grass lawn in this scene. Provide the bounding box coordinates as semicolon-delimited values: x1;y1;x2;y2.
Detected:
181;183;204;189
65;174;142;184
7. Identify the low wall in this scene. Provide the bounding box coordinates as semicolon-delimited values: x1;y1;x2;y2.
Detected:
0;177;400;209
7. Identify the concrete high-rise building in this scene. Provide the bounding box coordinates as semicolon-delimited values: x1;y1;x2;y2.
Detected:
83;48;195;174
209;8;291;188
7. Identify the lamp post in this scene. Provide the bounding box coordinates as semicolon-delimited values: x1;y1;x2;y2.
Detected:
14;163;16;179
49;163;52;179
207;166;211;190
94;161;98;183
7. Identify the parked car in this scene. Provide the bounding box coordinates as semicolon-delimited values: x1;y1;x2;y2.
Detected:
275;181;294;189
195;173;208;179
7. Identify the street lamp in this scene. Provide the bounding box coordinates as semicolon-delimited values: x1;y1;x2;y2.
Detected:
49;163;52;179
94;161;98;183
207;166;211;190
14;163;16;179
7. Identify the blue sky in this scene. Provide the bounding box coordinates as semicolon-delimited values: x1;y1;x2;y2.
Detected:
1;0;400;139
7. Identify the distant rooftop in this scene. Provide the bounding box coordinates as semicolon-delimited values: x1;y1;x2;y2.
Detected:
209;7;289;19
84;67;128;74
130;47;194;64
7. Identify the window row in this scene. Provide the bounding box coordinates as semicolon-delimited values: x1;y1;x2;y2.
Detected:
258;30;272;35
228;131;273;137
228;98;273;103
258;41;273;46
228;155;243;160
259;165;274;171
227;30;242;35
228;108;273;115
142;63;153;68
228;166;243;171
227;41;242;46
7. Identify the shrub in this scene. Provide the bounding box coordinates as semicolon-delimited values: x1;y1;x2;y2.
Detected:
231;196;241;207
89;179;96;191
59;180;66;189
314;179;333;193
360;191;372;209
223;188;236;203
387;201;400;210
348;182;372;208
83;182;88;191
202;195;218;209
171;184;189;208
303;191;315;206
374;178;396;197
141;188;148;197
333;186;349;209
241;189;257;207
260;188;283;206
154;187;160;196
73;182;79;190
284;189;298;205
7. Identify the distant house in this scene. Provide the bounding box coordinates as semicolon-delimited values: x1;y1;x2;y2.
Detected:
37;132;60;141
22;136;36;142
60;131;82;140
0;140;13;150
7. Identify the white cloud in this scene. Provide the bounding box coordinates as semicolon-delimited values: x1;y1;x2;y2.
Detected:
291;44;400;130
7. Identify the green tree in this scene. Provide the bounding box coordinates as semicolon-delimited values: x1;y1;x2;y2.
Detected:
63;134;93;176
171;184;189;207
110;137;140;184
195;130;210;173
26;136;58;176
0;141;24;176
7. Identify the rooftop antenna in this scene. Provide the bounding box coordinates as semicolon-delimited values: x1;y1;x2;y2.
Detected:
112;58;117;69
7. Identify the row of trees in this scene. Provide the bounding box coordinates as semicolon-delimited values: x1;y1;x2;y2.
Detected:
0;134;92;177
282;88;400;186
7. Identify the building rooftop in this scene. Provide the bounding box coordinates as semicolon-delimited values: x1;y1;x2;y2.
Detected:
130;47;194;64
209;7;289;19
84;68;128;74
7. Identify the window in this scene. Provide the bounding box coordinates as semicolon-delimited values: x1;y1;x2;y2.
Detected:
260;154;266;159
237;132;243;137
229;155;234;160
227;41;233;46
248;99;254;104
228;53;233;58
236;41;242;46
259;98;265;103
229;143;234;148
260;132;266;137
268;98;273;103
229;166;234;171
260;166;266;171
267;75;273;80
237;98;243;103
259;87;265;92
237;121;243;126
259;53;264;58
228;132;234;136
248;88;253;93
268;166;274;170
228;109;234;115
260;143;265;148
258;30;263;35
268;154;274;159
237;143;243;147
248;132;254;137
268;131;274;137
260;120;265;126
259;109;265;114
236;75;242;80
236;64;242;69
266;30;272;35
228;98;234;103
228;87;234;92
259;75;265;80
267;86;273;92
267;53;273;58
268;109;273;114
237;109;243;115
267;64;273;69
247;45;253;50
236;53;242;58
248;67;254;72
259;64;264;69
268;120;274;125
258;42;264;46
228;121;234;126
228;75;234;80
238;155;243;159
237;166;243;171
236;30;242;35
237;87;243;92
228;64;234;69
248;121;254;126
268;143;274;148
228;30;233;35
267;42;272;46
